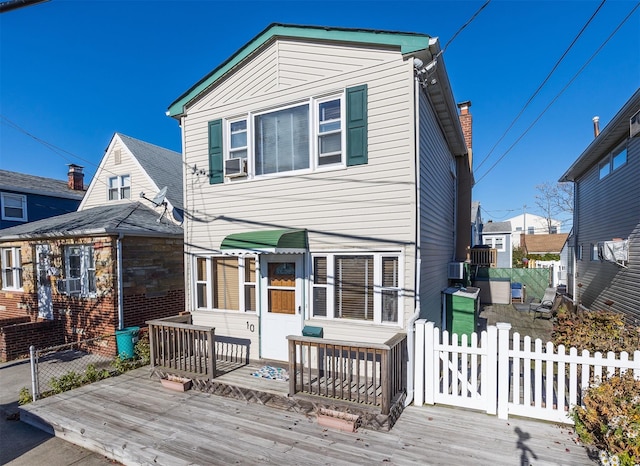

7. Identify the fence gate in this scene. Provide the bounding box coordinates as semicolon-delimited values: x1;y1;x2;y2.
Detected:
414;321;499;414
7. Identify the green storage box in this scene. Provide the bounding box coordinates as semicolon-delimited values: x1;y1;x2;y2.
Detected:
443;287;480;345
302;326;323;338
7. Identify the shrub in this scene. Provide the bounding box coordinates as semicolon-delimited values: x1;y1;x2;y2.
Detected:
49;371;84;394
111;335;150;374
18;387;32;405
572;371;640;466
553;308;640;354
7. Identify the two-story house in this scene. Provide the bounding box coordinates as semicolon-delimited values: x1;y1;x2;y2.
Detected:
560;89;640;325
166;24;471;362
0;133;185;361
0;166;85;229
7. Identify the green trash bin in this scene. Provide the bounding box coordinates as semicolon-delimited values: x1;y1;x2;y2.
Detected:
115;326;140;359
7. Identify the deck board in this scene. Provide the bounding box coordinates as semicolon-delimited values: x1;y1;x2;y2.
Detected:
20;367;595;465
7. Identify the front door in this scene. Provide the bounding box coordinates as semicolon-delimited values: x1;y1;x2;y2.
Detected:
36;244;53;320
260;255;304;361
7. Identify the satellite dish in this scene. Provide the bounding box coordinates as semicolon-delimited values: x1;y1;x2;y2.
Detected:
151;187;168;206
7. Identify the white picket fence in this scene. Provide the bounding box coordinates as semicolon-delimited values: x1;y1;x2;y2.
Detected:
413;320;640;424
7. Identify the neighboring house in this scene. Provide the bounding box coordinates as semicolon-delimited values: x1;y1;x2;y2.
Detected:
481;221;512;268
521;233;569;287
560;89;640;325
506;213;562;248
0;166;85;229
471;201;482;247
0;133;185;361
166;23;472;362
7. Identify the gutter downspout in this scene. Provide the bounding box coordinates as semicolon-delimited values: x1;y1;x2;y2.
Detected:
405;72;423;407
117;233;124;330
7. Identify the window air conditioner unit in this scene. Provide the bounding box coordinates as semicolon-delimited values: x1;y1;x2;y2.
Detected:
448;262;465;280
225;158;246;177
630;109;640;138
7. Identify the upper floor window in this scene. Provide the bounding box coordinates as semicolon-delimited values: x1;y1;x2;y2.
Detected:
317;98;342;166
550;225;558;234
195;256;256;312
612;146;627;170
483;235;505;252
58;245;96;297
527;227;535;235
1;247;23;290
1;193;27;222
108;175;130;200
255;103;310;175
599;142;628;179
207;85;367;184
311;252;401;325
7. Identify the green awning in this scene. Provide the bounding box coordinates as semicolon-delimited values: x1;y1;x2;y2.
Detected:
220;229;308;253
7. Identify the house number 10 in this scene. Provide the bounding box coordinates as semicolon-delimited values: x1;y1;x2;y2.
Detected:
247;322;255;332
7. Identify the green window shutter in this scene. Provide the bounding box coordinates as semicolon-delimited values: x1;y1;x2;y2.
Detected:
208;119;224;184
346;85;368;166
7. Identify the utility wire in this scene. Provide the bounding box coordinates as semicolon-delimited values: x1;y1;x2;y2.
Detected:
474;0;607;173
437;0;491;57
475;1;640;185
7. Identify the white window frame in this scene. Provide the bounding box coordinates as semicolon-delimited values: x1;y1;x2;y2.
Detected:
314;94;345;168
227;118;249;161
1;247;23;290
60;245;96;297
107;175;131;201
310;252;402;326
193;255;257;313
223;92;346;179
483;235;506;252
1;193;27;222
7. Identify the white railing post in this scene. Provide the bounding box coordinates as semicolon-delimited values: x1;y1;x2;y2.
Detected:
414;319;427;406
496;322;511;419
483;325;497;415
424;321;436;405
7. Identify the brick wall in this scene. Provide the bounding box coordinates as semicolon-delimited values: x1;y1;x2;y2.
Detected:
0;291;38;321
0;320;64;362
123;289;185;327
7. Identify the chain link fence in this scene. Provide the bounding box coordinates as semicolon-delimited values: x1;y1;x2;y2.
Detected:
29;334;119;401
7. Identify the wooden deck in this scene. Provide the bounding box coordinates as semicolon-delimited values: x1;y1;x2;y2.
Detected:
154;360;403;431
20;367;596;465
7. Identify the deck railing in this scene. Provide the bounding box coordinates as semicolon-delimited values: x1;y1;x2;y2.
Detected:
147;315;216;379
470;248;498;267
287;333;407;414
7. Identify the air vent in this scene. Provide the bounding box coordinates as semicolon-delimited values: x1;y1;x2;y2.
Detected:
447;262;465;280
225;158;247;177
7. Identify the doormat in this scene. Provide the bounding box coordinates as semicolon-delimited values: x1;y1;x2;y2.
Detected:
251;365;289;382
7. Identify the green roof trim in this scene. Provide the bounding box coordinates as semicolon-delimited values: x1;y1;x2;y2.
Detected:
167;23;430;118
220;229;308;251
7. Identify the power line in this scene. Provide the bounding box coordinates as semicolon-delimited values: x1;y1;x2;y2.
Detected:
474;0;607;173
437;0;492;57
475;1;640;185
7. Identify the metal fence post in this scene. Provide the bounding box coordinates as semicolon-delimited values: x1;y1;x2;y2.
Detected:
29;345;38;402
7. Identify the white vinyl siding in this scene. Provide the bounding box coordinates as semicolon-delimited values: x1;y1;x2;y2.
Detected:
80;137;159;211
182;39;417;326
188;40;397;112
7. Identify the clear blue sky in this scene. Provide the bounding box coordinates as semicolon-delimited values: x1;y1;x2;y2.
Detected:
1;0;638;229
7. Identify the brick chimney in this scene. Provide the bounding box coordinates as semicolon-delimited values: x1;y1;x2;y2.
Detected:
457;100;472;162
67;164;84;191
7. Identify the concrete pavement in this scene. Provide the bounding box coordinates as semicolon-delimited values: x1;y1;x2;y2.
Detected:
0;357;117;465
